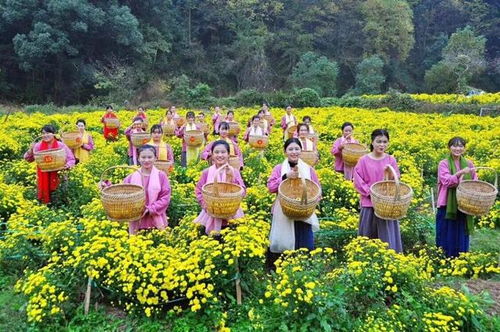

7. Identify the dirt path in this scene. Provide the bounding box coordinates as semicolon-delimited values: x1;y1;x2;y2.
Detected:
464;279;500;316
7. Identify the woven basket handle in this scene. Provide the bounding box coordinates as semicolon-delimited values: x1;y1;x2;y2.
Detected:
213;164;230;197
300;176;308;206
100;165;141;192
474;167;498;188
384;164;400;201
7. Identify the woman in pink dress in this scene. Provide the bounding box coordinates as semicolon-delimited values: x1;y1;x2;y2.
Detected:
175;111;201;167
331;122;359;180
212;106;223;135
353;129;402;252
243;115;267;142
202;122;243;169
124;117;146;165
280;105;297;141
195;140;246;235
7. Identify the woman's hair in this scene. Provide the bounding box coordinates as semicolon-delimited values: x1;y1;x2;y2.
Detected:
138;144;157;157
448;136;466;147
369;129;390;151
138;106;144;111
211;140;230;154
106;105;113;110
198;112;205;117
258;109;265;115
41;124;56;134
284;137;302;150
219;121;230;131
166;109;172;115
227;110;234;115
285;105;292;110
341;122;354;130
302;116;311;122
251;115;260;122
133;117;144;123
186;111;195;118
150;124;163;134
297;123;309;133
76;119;86;126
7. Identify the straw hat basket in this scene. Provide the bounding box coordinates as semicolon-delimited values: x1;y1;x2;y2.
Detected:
370;165;413;220
287;124;297;139
228;122;241;136
342;143;368;167
33;136;67;172
61;132;82;149
162;122;176;136
100;166;146;223
104;117;120;129
278;177;321;220
457;167;498;216
131;132;151;147
202;165;244;219
228;156;240;169
248;135;269;149
175;117;186;127
300;151;318;167
184;130;204;147
154;160;174;175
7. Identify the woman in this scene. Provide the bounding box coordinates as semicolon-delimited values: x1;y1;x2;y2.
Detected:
196;112;210;141
24;125;76;204
195;140;246;235
267;138;321;256
296;123;316;152
302;116;315;134
436;137;477;257
353;129;402;252
225;110;239;142
123;145;171;234
243;115;267;142
160;109;176;136
212;106;223;135
135;106;148;127
72;119;95;164
280;105;297;140
331;122;359;180
202;122;243;169
262;102;275;130
101;105;119;141
124;117;146;165
175;111;201;167
148;124;174;163
257;109;270;133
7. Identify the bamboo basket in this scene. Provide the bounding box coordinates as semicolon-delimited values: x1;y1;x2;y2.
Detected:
228;122;241;136
202;165;244;219
259;120;267;131
61;132;82;149
248;135;269;149
457;167;498;216
131;132;151;147
370;165;413;220
197;122;210;135
100;166;145;223
228;156;240;169
162;122;176;136
286;124;297;139
154;160;174;175
32;136;67;172
300;151;318;167
342;143;368;167
104;117;120;129
263;114;274;124
184;130;204;147
278;177;321;220
307;132;318;143
175;117;186;127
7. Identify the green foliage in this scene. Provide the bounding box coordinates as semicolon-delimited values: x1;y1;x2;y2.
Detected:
425;62;460;93
354;55;385;94
291;52;338;97
292;88;321;107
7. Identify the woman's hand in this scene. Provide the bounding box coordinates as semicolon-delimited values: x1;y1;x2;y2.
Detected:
458;167;474;177
141;208;149;218
287;166;299;179
384;165;395;180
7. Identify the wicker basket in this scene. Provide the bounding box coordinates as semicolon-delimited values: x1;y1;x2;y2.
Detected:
228;156;240;169
248;135;269;149
457;167;498;216
259;120;267;131
34;146;67;172
175;117;186;127
100;166;146;223
202;165;244;219
197;122;210;135
286;124;297;139
61;132;82;149
342;143;368;167
104;117;120;129
162;122;176;136
307;133;318;143
263;114;274;123
278;177;321;220
131;132;151;147
228;122;240;136
154;160;174;175
185;130;204;147
300;151;318;167
370;165;413;220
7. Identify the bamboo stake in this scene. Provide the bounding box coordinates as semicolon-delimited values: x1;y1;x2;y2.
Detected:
235;258;242;305
84;277;92;315
430;187;436;215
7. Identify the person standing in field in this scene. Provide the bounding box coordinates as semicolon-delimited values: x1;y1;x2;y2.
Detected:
72;119;94;164
331;122;359;180
101;105;119;141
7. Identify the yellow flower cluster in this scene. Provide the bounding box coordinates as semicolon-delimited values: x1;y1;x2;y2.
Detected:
363;92;500;104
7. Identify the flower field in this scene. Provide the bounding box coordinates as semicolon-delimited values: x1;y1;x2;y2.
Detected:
0;103;499;330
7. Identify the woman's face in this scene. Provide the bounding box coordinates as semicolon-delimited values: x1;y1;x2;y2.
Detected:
343;126;353;138
450;143;465;158
220;126;229;138
139;149;156;169
212;144;229;166
252;118;260;127
298;125;309;138
133;121;143;130
286;106;292;114
138;107;144;112
41;130;55;142
304;118;311;125
152;130;162;141
166;111;173;120
187;116;195;124
285;142;301;162
372;135;389;154
77;122;85;131
215;106;221;113
170;106;176;113
227;113;234;121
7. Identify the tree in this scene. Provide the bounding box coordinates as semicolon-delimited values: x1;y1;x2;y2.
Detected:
290;52;338;97
354;55;385;94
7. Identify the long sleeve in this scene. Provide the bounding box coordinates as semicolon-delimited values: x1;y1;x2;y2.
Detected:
60;142;76;168
167;144;174;162
201;142;213;161
310;167;320;186
438;160;460;188
82;135;94;151
147;173;171;215
195;170;209;206
233;169;246;197
353;158;371;198
175;125;185;138
24;143;39;162
388;156;401;179
280;116;287;130
267;165;283;193
243;128;250;142
331;138;342;157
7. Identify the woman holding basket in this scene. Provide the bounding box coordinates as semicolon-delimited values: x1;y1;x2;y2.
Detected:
101;105;119;141
353;129;402;252
72;119;95;164
280;105;297;141
24;125;76;204
176;111;201;167
124;117;146;165
436;137;477;257
148;125;174;164
201;122;243;169
331;122;359;180
195;140;246;235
